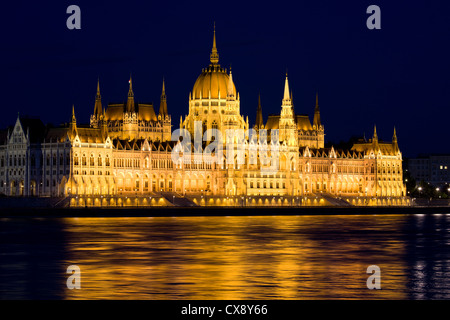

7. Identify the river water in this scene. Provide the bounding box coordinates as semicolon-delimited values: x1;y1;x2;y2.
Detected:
1;214;450;299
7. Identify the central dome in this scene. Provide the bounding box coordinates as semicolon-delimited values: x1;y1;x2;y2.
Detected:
192;65;236;100
191;25;236;100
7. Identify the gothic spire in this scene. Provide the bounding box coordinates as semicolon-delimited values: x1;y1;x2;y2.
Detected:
94;78;102;117
392;126;398;151
159;78;168;117
210;22;219;65
372;125;379;145
283;73;290;102
70;104;78;139
126;75;135;113
313;92;321;129
71;104;76;123
227;69;234;97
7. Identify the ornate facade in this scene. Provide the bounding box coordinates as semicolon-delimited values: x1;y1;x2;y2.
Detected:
0;28;408;206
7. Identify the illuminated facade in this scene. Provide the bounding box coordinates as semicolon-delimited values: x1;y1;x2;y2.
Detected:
0;28;408;206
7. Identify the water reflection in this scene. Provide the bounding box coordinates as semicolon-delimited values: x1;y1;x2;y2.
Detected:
1;214;450;299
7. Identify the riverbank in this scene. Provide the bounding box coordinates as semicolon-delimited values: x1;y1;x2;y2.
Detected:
1;205;450;217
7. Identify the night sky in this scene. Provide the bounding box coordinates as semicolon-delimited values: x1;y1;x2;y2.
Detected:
1;0;449;158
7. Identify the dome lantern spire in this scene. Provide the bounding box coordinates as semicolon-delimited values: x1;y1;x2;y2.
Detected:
283;73;291;103
126;74;135;113
210;22;219;65
94;78;102;117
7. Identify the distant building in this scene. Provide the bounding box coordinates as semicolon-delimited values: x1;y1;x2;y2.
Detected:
0;27;408;206
407;155;450;186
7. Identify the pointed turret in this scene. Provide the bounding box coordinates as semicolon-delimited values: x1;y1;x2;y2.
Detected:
255;94;263;129
159;78;168;117
210;22;219;65
71;104;76;124
283;73;291;103
126;75;135;113
94;78;102;117
290;90;296;116
313;92;321;128
279;73;296;145
372;125;379;146
392;126;398;152
227;69;235;98
70;104;78;139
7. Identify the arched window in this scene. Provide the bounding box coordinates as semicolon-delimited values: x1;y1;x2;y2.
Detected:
82;154;87;166
98;154;102;167
90;154;95;166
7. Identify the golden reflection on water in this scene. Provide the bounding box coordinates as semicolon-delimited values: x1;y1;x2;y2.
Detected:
60;215;411;299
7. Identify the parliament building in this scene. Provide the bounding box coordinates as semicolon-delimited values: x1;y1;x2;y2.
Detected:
0;28;408;207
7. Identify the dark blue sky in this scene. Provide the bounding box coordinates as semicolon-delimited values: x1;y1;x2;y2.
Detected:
1;0;449;157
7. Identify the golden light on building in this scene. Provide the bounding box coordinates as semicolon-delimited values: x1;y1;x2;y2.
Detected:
0;26;408;207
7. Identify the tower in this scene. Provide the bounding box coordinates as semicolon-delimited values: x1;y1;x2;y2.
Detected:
90;79;103;128
312;92;325;149
159;78;168;118
183;24;246;142
313;92;321;129
372;125;379;150
278;74;297;146
126;75;135;113
70;104;78;139
210;22;219;65
392;126;398;153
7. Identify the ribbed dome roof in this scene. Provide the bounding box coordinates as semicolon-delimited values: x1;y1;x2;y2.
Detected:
192;65;236;100
192;24;236;100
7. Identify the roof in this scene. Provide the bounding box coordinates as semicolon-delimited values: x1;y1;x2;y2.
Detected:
265;115;280;130
299;147;364;159
105;103;157;122
351;141;399;156
138;104;157;121
76;127;104;143
192;65;235;100
105;104;124;121
296;115;313;131
45;127;70;142
265;114;313;131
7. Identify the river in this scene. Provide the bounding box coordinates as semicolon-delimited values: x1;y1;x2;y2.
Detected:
1;214;450;299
